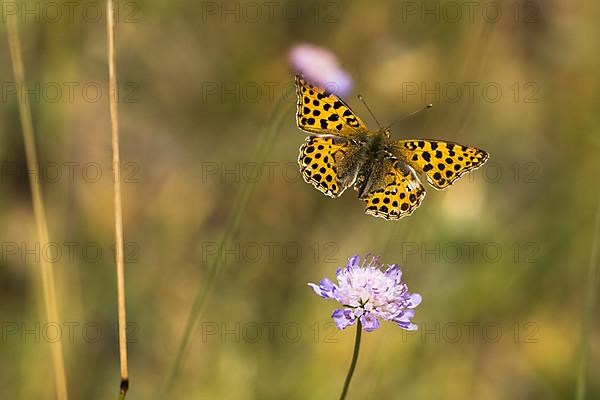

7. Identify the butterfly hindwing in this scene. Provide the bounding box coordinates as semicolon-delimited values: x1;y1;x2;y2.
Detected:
295;74;368;139
393;140;489;189
363;160;426;220
298;136;357;198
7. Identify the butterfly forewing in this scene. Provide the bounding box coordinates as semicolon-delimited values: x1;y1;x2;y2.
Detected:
295;74;368;139
393;140;489;189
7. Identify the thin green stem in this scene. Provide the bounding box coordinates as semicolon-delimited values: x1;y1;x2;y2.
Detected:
575;197;600;400
339;320;362;400
161;98;291;396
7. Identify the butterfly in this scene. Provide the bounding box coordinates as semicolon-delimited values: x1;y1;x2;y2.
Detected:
294;74;489;220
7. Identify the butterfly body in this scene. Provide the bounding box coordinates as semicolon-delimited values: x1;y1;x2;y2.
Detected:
350;130;391;198
294;75;489;220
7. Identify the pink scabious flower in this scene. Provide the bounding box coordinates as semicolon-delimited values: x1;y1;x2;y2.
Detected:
288;43;352;96
309;255;422;332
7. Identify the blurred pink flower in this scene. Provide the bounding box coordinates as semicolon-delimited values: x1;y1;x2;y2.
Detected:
288;43;352;96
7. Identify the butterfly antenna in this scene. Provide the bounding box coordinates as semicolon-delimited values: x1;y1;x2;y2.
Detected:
357;94;384;130
386;104;433;130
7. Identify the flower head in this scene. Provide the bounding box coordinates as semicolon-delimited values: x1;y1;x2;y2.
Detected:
288;43;352;96
309;255;421;332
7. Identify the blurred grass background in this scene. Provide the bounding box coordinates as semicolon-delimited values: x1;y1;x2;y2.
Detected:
1;0;599;399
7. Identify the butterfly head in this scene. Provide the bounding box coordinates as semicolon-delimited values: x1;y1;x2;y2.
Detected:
383;127;391;139
374;126;392;140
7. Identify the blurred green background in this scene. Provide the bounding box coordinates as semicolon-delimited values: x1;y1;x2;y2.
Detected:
1;0;599;399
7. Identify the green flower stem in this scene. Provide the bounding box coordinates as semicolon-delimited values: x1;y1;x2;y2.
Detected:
576;197;600;400
339;320;362;400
